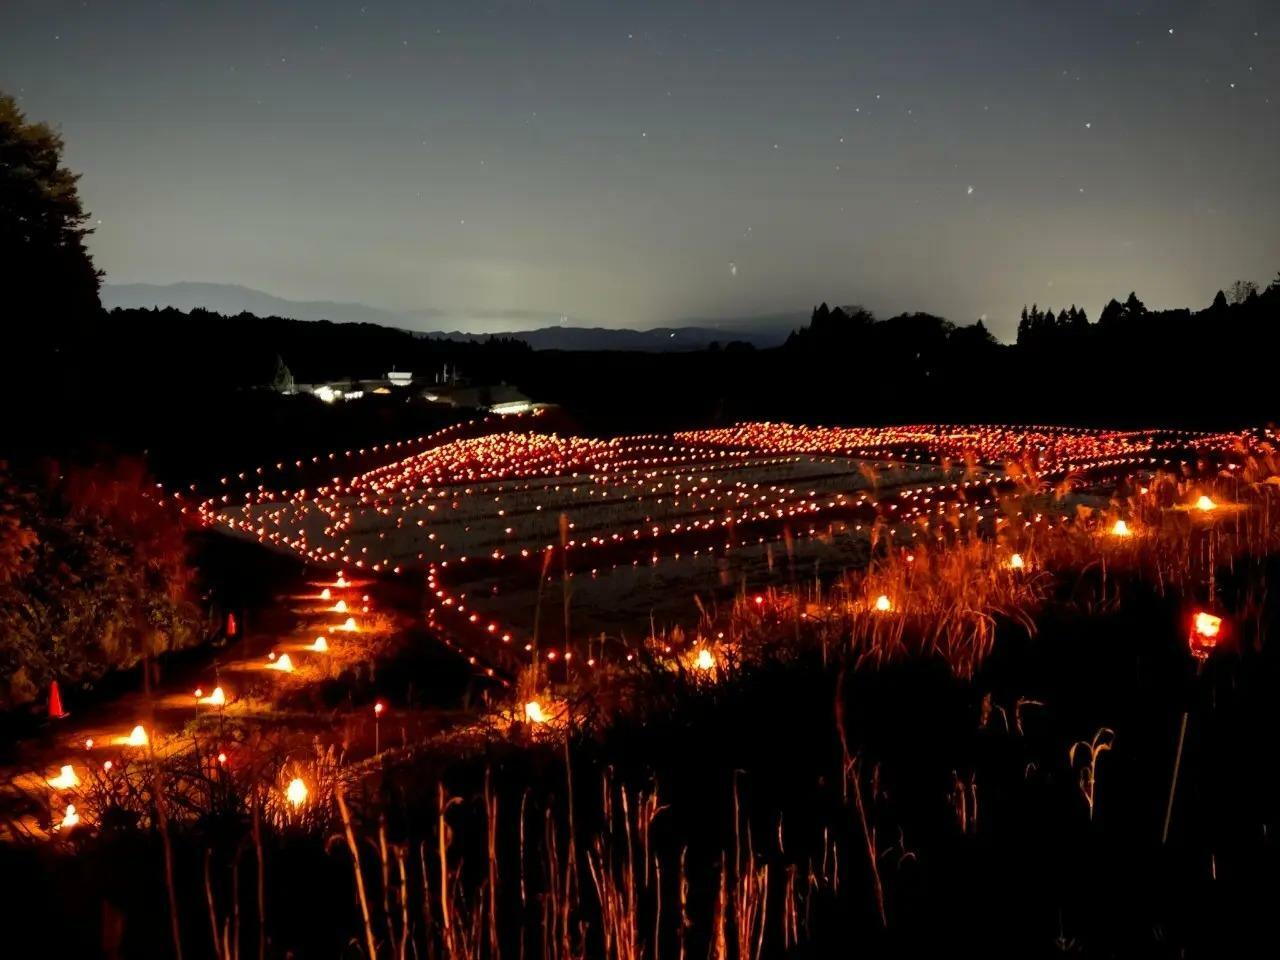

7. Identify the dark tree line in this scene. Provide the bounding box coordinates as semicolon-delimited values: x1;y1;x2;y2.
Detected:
1016;303;1090;346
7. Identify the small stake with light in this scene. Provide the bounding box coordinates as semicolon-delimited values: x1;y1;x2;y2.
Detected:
1162;610;1225;845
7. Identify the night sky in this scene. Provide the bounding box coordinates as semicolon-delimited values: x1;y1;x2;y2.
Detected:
3;1;1278;338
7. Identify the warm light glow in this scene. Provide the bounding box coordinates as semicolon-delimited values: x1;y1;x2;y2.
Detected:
124;724;149;747
694;648;716;671
310;636;329;652
1008;553;1025;570
332;599;348;613
874;594;892;612
1110;519;1132;538
47;765;80;790
374;700;385;716
524;700;549;724
1190;610;1224;661
320;587;331;601
266;653;295;672
341;617;358;632
285;777;309;808
198;686;226;706
59;804;80;831
335;575;348;587
1195;495;1216;512
1193;611;1222;638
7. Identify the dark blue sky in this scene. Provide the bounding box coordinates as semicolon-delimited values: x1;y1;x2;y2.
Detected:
4;1;1277;338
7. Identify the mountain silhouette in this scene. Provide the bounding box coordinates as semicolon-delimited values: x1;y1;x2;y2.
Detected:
101;282;795;350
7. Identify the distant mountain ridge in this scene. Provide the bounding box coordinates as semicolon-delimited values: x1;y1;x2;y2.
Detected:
101;282;796;350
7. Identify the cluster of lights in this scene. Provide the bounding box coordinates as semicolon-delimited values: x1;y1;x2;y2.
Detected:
38;569;381;835
38;420;1267;840
186;420;1267;680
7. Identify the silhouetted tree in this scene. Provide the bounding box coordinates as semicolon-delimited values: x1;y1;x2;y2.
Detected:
1228;280;1258;305
1;92;102;334
271;353;295;393
1098;298;1125;330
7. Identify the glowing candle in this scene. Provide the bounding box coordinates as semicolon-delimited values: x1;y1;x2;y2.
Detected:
286;777;309;808
47;765;80;790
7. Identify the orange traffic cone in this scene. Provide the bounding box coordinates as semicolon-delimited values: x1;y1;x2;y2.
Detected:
48;681;68;720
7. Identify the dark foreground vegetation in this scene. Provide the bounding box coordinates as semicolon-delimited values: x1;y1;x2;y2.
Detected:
2;571;1277;958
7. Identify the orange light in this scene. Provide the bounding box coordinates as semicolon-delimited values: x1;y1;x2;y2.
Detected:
1111;519;1132;538
309;636;329;652
1195;495;1216;512
1009;553;1025;570
1193;612;1222;638
47;764;80;790
286;777;309;808
124;724;149;747
374;701;385;716
694;648;715;671
1190;610;1223;661
198;686;226;706
266;653;295;672
874;594;892;612
524;700;549;724
320;587;332;601
341;617;358;632
59;804;81;831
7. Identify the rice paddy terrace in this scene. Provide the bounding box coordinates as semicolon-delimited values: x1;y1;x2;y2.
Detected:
198;414;1249;683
